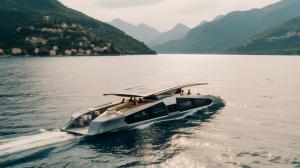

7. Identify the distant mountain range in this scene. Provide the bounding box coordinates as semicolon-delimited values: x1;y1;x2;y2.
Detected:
0;0;155;56
109;18;161;45
150;23;190;46
154;0;300;54
231;16;300;55
109;19;190;47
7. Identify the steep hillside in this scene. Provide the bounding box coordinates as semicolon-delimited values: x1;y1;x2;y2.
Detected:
231;16;300;55
0;0;155;56
154;0;300;54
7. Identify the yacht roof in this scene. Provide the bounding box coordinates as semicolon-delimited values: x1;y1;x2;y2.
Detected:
103;83;208;98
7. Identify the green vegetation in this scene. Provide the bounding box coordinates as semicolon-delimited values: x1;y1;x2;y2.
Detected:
231;16;300;55
0;0;156;56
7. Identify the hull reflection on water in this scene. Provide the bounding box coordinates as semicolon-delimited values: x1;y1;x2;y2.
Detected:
80;107;222;167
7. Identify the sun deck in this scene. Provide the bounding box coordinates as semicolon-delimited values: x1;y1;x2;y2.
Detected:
94;100;153;121
103;82;207;98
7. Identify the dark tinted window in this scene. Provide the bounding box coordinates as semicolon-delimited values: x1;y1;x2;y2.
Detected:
177;98;194;111
150;103;168;118
125;109;150;124
125;103;168;124
167;104;179;113
193;99;212;107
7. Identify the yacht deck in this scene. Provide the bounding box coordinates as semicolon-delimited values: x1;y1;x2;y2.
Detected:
97;101;152;120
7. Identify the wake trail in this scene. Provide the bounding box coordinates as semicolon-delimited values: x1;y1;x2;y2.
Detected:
0;130;77;158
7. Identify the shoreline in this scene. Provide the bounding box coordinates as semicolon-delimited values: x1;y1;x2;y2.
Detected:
0;53;157;58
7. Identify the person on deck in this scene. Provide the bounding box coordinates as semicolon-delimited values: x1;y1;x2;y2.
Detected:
138;98;143;104
187;89;192;95
133;97;137;105
129;97;133;102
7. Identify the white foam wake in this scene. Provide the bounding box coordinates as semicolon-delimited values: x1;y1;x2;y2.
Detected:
0;130;76;157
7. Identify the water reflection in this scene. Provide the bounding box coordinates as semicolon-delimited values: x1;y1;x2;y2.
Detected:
79;108;222;167
2;55;298;167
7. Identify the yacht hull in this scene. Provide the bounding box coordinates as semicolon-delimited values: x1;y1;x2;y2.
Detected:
62;95;225;137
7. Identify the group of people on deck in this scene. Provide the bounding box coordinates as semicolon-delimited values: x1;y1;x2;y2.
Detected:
121;89;193;105
181;89;192;95
121;97;143;105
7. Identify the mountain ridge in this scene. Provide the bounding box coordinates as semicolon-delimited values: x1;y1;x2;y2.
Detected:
154;0;300;54
109;18;190;47
149;23;190;47
109;19;161;45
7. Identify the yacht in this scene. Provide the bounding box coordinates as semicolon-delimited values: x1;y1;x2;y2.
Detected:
61;83;225;136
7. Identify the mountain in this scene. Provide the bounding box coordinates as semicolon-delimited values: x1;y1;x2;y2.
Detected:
154;0;300;54
196;21;208;28
149;23;190;46
231;16;300;55
109;19;161;45
213;15;225;21
0;0;155;56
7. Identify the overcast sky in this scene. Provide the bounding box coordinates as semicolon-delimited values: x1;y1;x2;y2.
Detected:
59;0;280;32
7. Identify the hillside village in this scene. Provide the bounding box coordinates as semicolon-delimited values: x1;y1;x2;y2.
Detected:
0;16;117;56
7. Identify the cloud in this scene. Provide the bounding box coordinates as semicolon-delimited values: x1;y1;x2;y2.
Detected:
96;0;165;8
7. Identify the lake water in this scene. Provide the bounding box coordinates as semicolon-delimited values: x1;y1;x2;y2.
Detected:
0;55;299;168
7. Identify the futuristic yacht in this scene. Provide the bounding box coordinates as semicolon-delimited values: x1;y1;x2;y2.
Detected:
61;83;225;136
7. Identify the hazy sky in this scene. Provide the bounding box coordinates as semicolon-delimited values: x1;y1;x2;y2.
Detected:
59;0;280;32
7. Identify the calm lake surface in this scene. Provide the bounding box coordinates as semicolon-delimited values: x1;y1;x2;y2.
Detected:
0;55;299;168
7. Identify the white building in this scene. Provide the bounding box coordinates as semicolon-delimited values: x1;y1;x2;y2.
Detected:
85;50;91;55
65;49;72;56
11;48;22;55
78;49;84;55
34;48;39;54
53;46;58;50
93;47;104;52
61;23;68;28
50;49;56;56
42;28;63;33
71;49;77;54
0;48;4;54
28;37;47;45
43;16;50;21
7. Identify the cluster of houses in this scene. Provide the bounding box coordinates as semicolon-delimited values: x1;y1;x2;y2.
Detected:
266;31;300;42
0;48;23;55
1;17;114;56
0;42;111;56
48;43;111;56
0;44;111;56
